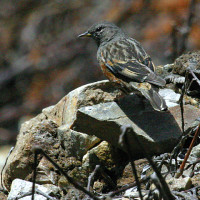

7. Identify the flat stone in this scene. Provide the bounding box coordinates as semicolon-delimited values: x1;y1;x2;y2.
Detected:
71;95;200;158
169;104;200;131
7;179;59;200
57;126;101;159
61;80;123;127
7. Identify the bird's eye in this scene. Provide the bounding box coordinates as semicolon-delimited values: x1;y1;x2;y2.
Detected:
96;26;103;32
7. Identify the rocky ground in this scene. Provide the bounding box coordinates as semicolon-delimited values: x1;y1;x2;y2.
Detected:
0;52;200;199
1;0;200;145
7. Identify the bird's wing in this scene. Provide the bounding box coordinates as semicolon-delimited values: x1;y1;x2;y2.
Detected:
99;38;165;87
104;59;166;87
126;38;156;72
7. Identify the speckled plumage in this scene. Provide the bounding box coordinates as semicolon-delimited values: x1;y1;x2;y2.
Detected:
79;21;167;111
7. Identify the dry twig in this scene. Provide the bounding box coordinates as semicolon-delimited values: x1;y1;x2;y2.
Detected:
119;126;144;200
0;147;14;193
32;147;100;200
120;125;175;200
175;124;200;178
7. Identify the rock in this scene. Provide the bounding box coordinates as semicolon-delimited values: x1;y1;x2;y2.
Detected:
124;187;148;198
60;80;123;128
169;105;200;131
82;141;127;171
173;51;200;76
117;160;148;187
184;95;199;106
165;51;200;96
159;88;181;108
190;144;200;158
93;181;104;192
2;118;60;191
3;80;200;195
63;188;85;200
57;126;101;160
71;94;200;158
36;157;58;185
0;145;13;172
165;74;186;84
82;141;128;189
7;178;60;200
2;80;126;193
167;177;192;191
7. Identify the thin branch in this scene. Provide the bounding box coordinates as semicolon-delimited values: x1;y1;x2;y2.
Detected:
0;146;14;192
87;165;100;192
87;153;116;190
109;177;149;198
178;70;190;134
175;123;200;178
120;125;175;200
32;147;100;200
108;169;177;198
169;71;191;172
119;126;144;200
174;63;200;178
31;149;37;200
188;68;200;87
18;189;55;200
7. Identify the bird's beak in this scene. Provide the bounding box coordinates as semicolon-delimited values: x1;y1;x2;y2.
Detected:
78;31;92;38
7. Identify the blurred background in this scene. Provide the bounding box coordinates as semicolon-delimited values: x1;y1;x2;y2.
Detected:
0;0;200;146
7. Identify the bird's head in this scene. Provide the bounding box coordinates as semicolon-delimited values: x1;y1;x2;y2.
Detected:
78;21;125;46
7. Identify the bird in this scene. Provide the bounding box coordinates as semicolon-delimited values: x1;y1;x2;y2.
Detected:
78;21;167;111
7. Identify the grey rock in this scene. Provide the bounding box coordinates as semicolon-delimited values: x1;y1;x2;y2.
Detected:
190;144;200;158
159;88;181;107
2;80;125;192
3;79;200;195
124;187;147;198
163;64;174;72
173;51;200;76
7;179;59;200
82;141;128;183
57;126;100;160
61;80;123;128
164;51;200;97
36;157;58;185
2;118;60;191
167;177;192;191
71;95;200;158
169;105;200;131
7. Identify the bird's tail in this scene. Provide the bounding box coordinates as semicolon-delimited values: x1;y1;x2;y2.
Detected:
140;87;168;111
130;82;168;111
